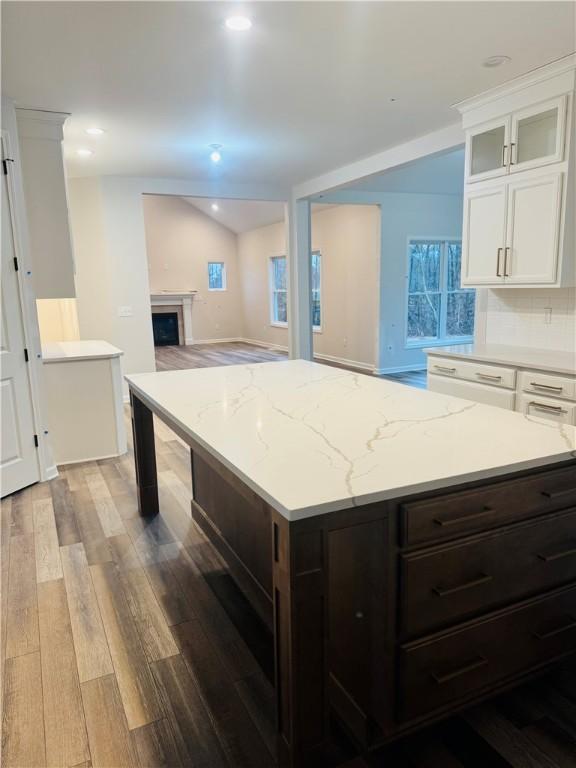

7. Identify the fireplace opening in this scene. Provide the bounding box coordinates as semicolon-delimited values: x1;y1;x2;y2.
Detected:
152;312;179;346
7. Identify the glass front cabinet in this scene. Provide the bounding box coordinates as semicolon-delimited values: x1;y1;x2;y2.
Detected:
465;96;567;183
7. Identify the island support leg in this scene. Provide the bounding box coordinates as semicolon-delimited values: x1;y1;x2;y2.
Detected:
130;392;159;517
273;512;328;767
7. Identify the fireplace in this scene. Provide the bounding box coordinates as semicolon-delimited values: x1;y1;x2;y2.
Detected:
150;291;196;345
152;312;179;346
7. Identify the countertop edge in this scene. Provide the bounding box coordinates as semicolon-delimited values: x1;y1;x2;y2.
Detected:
425;346;576;376
126;377;576;522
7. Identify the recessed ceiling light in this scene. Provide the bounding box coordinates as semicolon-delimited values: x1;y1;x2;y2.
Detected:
209;144;222;163
482;55;511;69
85;127;105;135
76;148;93;157
211;203;219;212
225;15;252;31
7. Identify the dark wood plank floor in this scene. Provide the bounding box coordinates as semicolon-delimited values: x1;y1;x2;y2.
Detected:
2;346;574;767
155;341;427;389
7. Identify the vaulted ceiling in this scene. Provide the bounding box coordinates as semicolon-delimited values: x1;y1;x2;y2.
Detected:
3;2;574;186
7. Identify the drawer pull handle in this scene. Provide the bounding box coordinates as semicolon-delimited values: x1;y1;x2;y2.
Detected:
541;488;576;500
434;365;456;374
528;401;568;415
476;373;502;382
533;616;576;641
433;573;493;598
537;543;576;562
431;655;488;685
434;507;494;527
530;382;564;393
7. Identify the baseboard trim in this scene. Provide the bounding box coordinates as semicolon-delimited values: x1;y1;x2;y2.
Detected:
240;338;375;372
192;337;245;345
374;365;427;375
45;464;59;481
314;352;374;373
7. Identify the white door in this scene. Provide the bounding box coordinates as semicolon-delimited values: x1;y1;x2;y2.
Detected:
461;183;507;286
504;171;562;285
1;142;39;496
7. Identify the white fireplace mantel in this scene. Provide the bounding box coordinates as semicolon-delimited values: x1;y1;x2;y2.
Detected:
150;290;197;345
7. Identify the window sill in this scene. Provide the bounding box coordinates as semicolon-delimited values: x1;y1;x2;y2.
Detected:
405;337;474;350
270;321;288;329
313;326;322;334
208;288;227;292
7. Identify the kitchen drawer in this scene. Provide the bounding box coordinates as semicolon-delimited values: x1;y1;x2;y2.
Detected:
399;583;576;722
517;392;576;426
427;374;515;410
428;356;516;389
519;370;576;401
401;463;576;547
401;508;576;637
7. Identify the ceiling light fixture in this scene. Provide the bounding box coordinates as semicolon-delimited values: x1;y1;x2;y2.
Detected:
76;148;93;157
209;144;222;163
85;127;105;135
225;15;252;31
211;203;219;212
482;55;511;69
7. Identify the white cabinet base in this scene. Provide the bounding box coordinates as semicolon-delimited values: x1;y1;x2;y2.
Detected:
427;373;516;409
42;341;126;465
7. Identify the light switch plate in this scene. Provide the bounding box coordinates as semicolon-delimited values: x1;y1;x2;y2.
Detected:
118;306;133;317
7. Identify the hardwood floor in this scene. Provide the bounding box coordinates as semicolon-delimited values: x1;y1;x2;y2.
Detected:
155;341;427;389
2;359;575;767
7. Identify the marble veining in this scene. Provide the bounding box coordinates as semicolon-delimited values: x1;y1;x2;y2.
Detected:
126;360;576;520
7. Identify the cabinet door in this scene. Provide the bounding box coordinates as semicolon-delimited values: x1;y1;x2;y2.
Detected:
510;96;567;173
462;183;507;285
465;117;510;182
504;172;562;285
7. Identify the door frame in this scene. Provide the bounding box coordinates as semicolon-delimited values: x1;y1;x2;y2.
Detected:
2;99;57;485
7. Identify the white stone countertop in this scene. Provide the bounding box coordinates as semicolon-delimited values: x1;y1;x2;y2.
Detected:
42;340;124;363
126;360;576;521
425;344;575;376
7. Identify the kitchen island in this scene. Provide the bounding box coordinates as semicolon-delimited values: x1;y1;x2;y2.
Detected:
126;360;576;767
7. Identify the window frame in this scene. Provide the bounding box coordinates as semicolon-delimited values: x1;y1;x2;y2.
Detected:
310;250;322;333
268;253;323;331
207;261;227;291
269;255;288;327
405;238;474;349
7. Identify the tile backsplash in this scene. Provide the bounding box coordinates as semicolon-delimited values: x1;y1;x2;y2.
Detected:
484;288;576;353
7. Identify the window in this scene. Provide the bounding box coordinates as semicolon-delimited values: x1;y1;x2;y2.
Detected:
311;251;322;330
269;253;322;329
406;240;475;345
208;261;226;291
270;256;287;325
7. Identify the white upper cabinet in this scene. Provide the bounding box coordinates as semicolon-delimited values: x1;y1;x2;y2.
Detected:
466;118;510;182
505;172;562;284
461;170;563;287
466;97;566;183
462;184;507;284
510;97;566;173
457;55;575;288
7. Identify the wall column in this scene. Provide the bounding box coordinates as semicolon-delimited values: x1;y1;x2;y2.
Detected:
286;197;312;360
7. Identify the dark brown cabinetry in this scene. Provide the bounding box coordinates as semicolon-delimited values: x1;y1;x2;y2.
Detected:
130;389;576;768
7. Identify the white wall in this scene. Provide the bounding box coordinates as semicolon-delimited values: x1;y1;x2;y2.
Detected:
67;175;288;384
238;205;380;369
143;195;243;342
377;193;463;372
